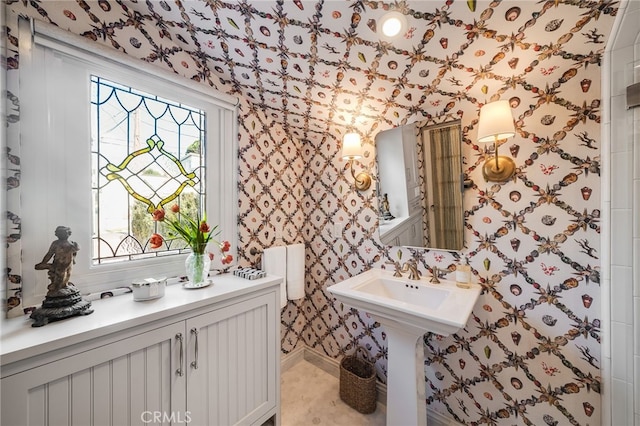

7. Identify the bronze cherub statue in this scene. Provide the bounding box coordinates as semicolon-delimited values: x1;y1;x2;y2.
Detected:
30;226;93;327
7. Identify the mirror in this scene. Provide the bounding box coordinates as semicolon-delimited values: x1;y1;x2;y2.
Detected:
375;120;464;250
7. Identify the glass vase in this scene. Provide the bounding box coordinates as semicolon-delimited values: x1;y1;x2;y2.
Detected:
185;253;211;287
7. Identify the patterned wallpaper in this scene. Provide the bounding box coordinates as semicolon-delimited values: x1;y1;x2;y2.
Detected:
4;1;618;425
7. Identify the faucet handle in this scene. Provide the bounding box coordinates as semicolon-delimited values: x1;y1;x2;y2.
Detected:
430;266;441;284
385;261;403;277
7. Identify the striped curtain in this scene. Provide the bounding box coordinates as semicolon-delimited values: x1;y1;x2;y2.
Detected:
427;126;463;249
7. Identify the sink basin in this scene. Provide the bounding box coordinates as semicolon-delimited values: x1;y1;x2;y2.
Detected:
328;267;481;336
328;268;481;425
356;276;448;309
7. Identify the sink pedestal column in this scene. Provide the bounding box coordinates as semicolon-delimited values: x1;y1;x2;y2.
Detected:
384;319;428;426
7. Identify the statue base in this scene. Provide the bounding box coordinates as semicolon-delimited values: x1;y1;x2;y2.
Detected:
30;284;93;327
380;212;395;221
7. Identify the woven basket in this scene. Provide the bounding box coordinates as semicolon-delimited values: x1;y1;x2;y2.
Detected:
339;346;377;414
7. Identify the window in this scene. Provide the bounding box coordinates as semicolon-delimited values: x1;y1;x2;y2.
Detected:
91;76;207;264
18;19;237;306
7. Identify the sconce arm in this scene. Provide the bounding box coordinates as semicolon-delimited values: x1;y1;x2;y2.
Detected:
346;158;372;191
493;136;501;172
482;136;516;182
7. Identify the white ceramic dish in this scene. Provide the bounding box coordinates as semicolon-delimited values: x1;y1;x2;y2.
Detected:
131;277;166;301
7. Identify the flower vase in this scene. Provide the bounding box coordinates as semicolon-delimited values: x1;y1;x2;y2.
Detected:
185;253;211;287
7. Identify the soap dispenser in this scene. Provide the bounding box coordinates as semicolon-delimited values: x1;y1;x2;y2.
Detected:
456;257;471;288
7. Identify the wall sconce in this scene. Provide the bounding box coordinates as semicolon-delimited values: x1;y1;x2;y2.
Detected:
477;100;517;182
341;132;372;191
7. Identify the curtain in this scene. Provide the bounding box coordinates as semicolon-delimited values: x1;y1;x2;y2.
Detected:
425;125;463;249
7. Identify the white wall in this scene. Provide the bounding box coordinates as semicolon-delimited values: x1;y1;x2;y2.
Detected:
603;1;640;424
376;126;409;218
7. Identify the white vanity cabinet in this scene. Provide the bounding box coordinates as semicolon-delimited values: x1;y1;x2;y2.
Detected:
2;321;186;426
185;293;278;425
1;275;281;426
400;214;422;247
379;212;423;247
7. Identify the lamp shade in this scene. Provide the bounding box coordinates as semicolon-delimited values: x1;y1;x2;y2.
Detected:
341;132;363;159
477;100;516;143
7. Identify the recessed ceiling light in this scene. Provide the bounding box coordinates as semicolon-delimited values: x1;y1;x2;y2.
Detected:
379;12;406;39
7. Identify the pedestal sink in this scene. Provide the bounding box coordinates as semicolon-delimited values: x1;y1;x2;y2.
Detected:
328;268;481;425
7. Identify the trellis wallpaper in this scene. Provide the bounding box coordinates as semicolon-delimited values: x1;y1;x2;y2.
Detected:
4;1;618;425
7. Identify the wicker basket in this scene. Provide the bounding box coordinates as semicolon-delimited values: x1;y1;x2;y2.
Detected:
339;346;377;414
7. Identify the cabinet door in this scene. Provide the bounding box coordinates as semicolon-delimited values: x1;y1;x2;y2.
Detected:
408;216;423;247
1;322;186;426
186;292;278;426
397;222;411;247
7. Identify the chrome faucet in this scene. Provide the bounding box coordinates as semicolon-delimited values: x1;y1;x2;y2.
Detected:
385;260;403;277
401;260;421;280
430;266;441;284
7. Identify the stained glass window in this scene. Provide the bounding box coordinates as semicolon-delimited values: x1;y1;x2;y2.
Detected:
91;76;206;264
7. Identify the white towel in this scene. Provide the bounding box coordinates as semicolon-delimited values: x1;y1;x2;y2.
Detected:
286;243;305;301
262;246;287;308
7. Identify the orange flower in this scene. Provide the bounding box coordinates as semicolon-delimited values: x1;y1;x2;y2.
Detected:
222;254;233;265
152;209;165;221
221;240;231;252
148;208;221;255
199;221;211;233
149;233;164;249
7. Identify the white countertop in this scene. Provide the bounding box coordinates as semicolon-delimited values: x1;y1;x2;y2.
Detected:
378;216;410;236
0;273;282;367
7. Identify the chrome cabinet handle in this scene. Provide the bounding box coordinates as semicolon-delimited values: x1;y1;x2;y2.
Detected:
190;328;199;369
176;333;184;376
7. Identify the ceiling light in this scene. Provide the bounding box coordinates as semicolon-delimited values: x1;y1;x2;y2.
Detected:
379;12;406;38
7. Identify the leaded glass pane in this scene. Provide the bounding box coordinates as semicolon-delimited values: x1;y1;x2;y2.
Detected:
90;76;206;264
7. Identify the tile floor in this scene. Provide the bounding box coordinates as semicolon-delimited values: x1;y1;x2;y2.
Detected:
280;360;386;425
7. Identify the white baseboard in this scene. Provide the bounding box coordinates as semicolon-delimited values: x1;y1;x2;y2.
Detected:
428;409;463;426
280;346;305;373
302;347;341;376
281;346;461;425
